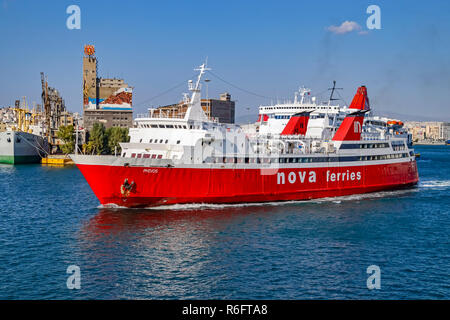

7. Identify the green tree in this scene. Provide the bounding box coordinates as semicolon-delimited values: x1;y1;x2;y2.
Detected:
87;123;107;155
105;127;129;154
57;125;74;154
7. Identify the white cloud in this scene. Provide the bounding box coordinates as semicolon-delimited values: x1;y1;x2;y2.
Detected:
327;21;362;35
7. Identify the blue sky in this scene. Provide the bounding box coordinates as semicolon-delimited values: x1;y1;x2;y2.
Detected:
1;0;449;121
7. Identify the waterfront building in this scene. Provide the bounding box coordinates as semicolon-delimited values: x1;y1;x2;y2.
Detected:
441;122;450;141
59;111;74;127
149;92;235;124
0;107;16;131
404;121;450;143
82;45;133;130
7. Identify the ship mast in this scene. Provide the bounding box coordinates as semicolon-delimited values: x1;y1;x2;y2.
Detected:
184;62;210;122
189;62;210;104
328;80;342;105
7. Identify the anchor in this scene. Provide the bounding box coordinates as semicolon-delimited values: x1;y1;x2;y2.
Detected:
120;178;136;197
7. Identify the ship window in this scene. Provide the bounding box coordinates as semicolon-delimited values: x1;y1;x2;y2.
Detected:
131;153;136;158
137;154;142;158
165;140;168;144
122;152;126;157
177;140;180;144
159;139;163;143
157;155;162;159
149;139;153;143
166;125;174;128
151;125;158;128
151;154;156;159
143;154;150;158
159;125;165;128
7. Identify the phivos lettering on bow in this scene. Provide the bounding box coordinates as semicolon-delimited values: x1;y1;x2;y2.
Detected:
277;171;317;185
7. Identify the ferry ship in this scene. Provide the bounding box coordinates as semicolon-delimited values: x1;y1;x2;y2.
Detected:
71;63;419;208
253;84;412;145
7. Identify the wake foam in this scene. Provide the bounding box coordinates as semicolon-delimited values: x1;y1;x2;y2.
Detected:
419;180;450;188
98;203;130;209
97;187;426;211
140;189;417;211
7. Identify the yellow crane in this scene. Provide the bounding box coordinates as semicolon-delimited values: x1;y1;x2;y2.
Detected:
12;97;40;133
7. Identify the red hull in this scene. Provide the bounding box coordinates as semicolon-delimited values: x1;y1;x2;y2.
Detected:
76;160;419;208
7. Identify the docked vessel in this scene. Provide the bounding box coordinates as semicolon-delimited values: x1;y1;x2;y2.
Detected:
0;104;49;164
71;63;419;208
0;130;48;164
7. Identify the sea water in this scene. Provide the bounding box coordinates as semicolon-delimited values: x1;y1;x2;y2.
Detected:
0;145;448;299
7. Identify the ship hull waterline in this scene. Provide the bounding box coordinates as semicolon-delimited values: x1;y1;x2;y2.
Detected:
75;159;419;208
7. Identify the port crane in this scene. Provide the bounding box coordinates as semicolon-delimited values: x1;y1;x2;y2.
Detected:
40;72;51;140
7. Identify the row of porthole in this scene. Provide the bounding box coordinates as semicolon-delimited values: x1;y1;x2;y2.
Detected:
140;124;188;129
125;153;163;159
207;152;411;164
138;138;181;144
